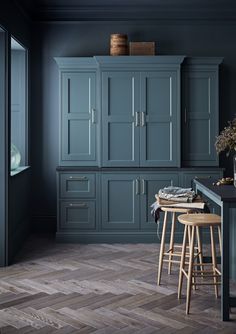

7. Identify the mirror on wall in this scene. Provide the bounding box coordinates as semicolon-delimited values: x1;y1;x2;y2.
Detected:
10;36;28;174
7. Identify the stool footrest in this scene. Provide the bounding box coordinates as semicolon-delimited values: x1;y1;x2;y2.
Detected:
192;282;221;286
192;273;220;278
163;259;180;264
164;252;182;257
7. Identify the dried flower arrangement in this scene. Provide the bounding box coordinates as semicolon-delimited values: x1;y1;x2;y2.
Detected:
215;118;236;156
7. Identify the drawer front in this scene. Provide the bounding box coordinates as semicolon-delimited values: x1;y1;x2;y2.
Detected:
59;200;96;230
60;173;96;198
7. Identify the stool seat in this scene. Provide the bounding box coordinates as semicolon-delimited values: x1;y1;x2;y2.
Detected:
161;207;193;214
178;213;221;227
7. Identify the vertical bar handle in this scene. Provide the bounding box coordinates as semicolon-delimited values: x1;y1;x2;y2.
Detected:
141;112;146;126
135;112;139;127
184;108;187;124
141;179;146;195
91;108;96;124
135;179;139;195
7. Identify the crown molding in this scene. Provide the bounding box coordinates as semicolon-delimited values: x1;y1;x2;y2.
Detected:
13;2;236;22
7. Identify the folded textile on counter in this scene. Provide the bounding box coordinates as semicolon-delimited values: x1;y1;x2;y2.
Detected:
155;194;205;208
150;186;207;224
158;186;196;202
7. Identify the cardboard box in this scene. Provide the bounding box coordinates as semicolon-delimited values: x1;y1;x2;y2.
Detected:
129;42;155;55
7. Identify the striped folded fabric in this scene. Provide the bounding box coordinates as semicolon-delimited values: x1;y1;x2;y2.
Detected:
155;194;205;209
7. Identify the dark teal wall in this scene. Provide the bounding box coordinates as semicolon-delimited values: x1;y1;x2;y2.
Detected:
31;21;236;229
8;169;31;263
0;1;31;264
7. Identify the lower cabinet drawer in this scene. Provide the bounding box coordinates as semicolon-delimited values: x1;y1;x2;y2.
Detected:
59;173;96;198
59;200;96;230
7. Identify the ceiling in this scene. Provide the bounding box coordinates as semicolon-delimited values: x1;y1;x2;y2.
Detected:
14;0;236;21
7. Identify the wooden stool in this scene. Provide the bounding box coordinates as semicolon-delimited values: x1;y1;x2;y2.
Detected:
157;207;200;285
177;213;222;314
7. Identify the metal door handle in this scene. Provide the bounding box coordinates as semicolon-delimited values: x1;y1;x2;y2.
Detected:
91;108;96;124
184;108;187;124
141;112;146;126
135;112;139;127
141;179;146;194
135;179;139;195
69;176;87;180
69;203;87;208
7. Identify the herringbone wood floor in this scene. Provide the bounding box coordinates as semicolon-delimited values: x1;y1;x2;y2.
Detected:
0;235;235;333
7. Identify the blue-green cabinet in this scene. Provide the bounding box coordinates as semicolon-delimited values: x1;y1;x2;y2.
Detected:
55;58;98;166
102;172;179;231
101;173;140;230
140;72;179;167
59;200;96;230
102;72;140;166
182;58;223;166
100;56;184;167
57;171;98;233
55;56;224;243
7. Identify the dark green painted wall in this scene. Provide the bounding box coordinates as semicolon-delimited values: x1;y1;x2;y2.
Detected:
0;1;31;264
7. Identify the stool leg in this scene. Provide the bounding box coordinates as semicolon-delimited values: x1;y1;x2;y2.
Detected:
168;212;176;275
178;224;187;299
186;225;195;315
188;226;196;290
196;226;204;277
218;225;222;257
210;225;218;298
157;211;168;285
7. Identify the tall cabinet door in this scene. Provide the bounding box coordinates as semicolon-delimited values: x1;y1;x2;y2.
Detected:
182;61;221;166
140;71;180;167
140;173;179;230
61;72;97;165
102;72;140;166
101;174;140;230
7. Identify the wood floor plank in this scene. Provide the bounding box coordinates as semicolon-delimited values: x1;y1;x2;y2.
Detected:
0;235;235;333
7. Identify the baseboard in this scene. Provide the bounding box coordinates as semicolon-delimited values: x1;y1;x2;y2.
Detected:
32;215;57;233
56;231;185;243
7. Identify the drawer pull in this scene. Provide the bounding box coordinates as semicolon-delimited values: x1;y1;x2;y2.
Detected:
69;176;88;180
69;203;87;208
194;176;212;179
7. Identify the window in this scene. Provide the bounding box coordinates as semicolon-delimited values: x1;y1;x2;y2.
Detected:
10;37;28;174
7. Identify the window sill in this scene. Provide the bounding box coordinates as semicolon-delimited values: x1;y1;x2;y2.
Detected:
10;166;30;176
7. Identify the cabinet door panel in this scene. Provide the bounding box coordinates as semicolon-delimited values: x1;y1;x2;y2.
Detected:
102;72;140;166
140;72;180;167
140;173;179;230
61;72;97;164
182;71;218;166
101;174;139;230
59;200;96;230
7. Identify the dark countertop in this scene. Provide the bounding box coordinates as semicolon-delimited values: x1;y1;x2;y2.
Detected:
194;178;236;202
56;166;224;172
